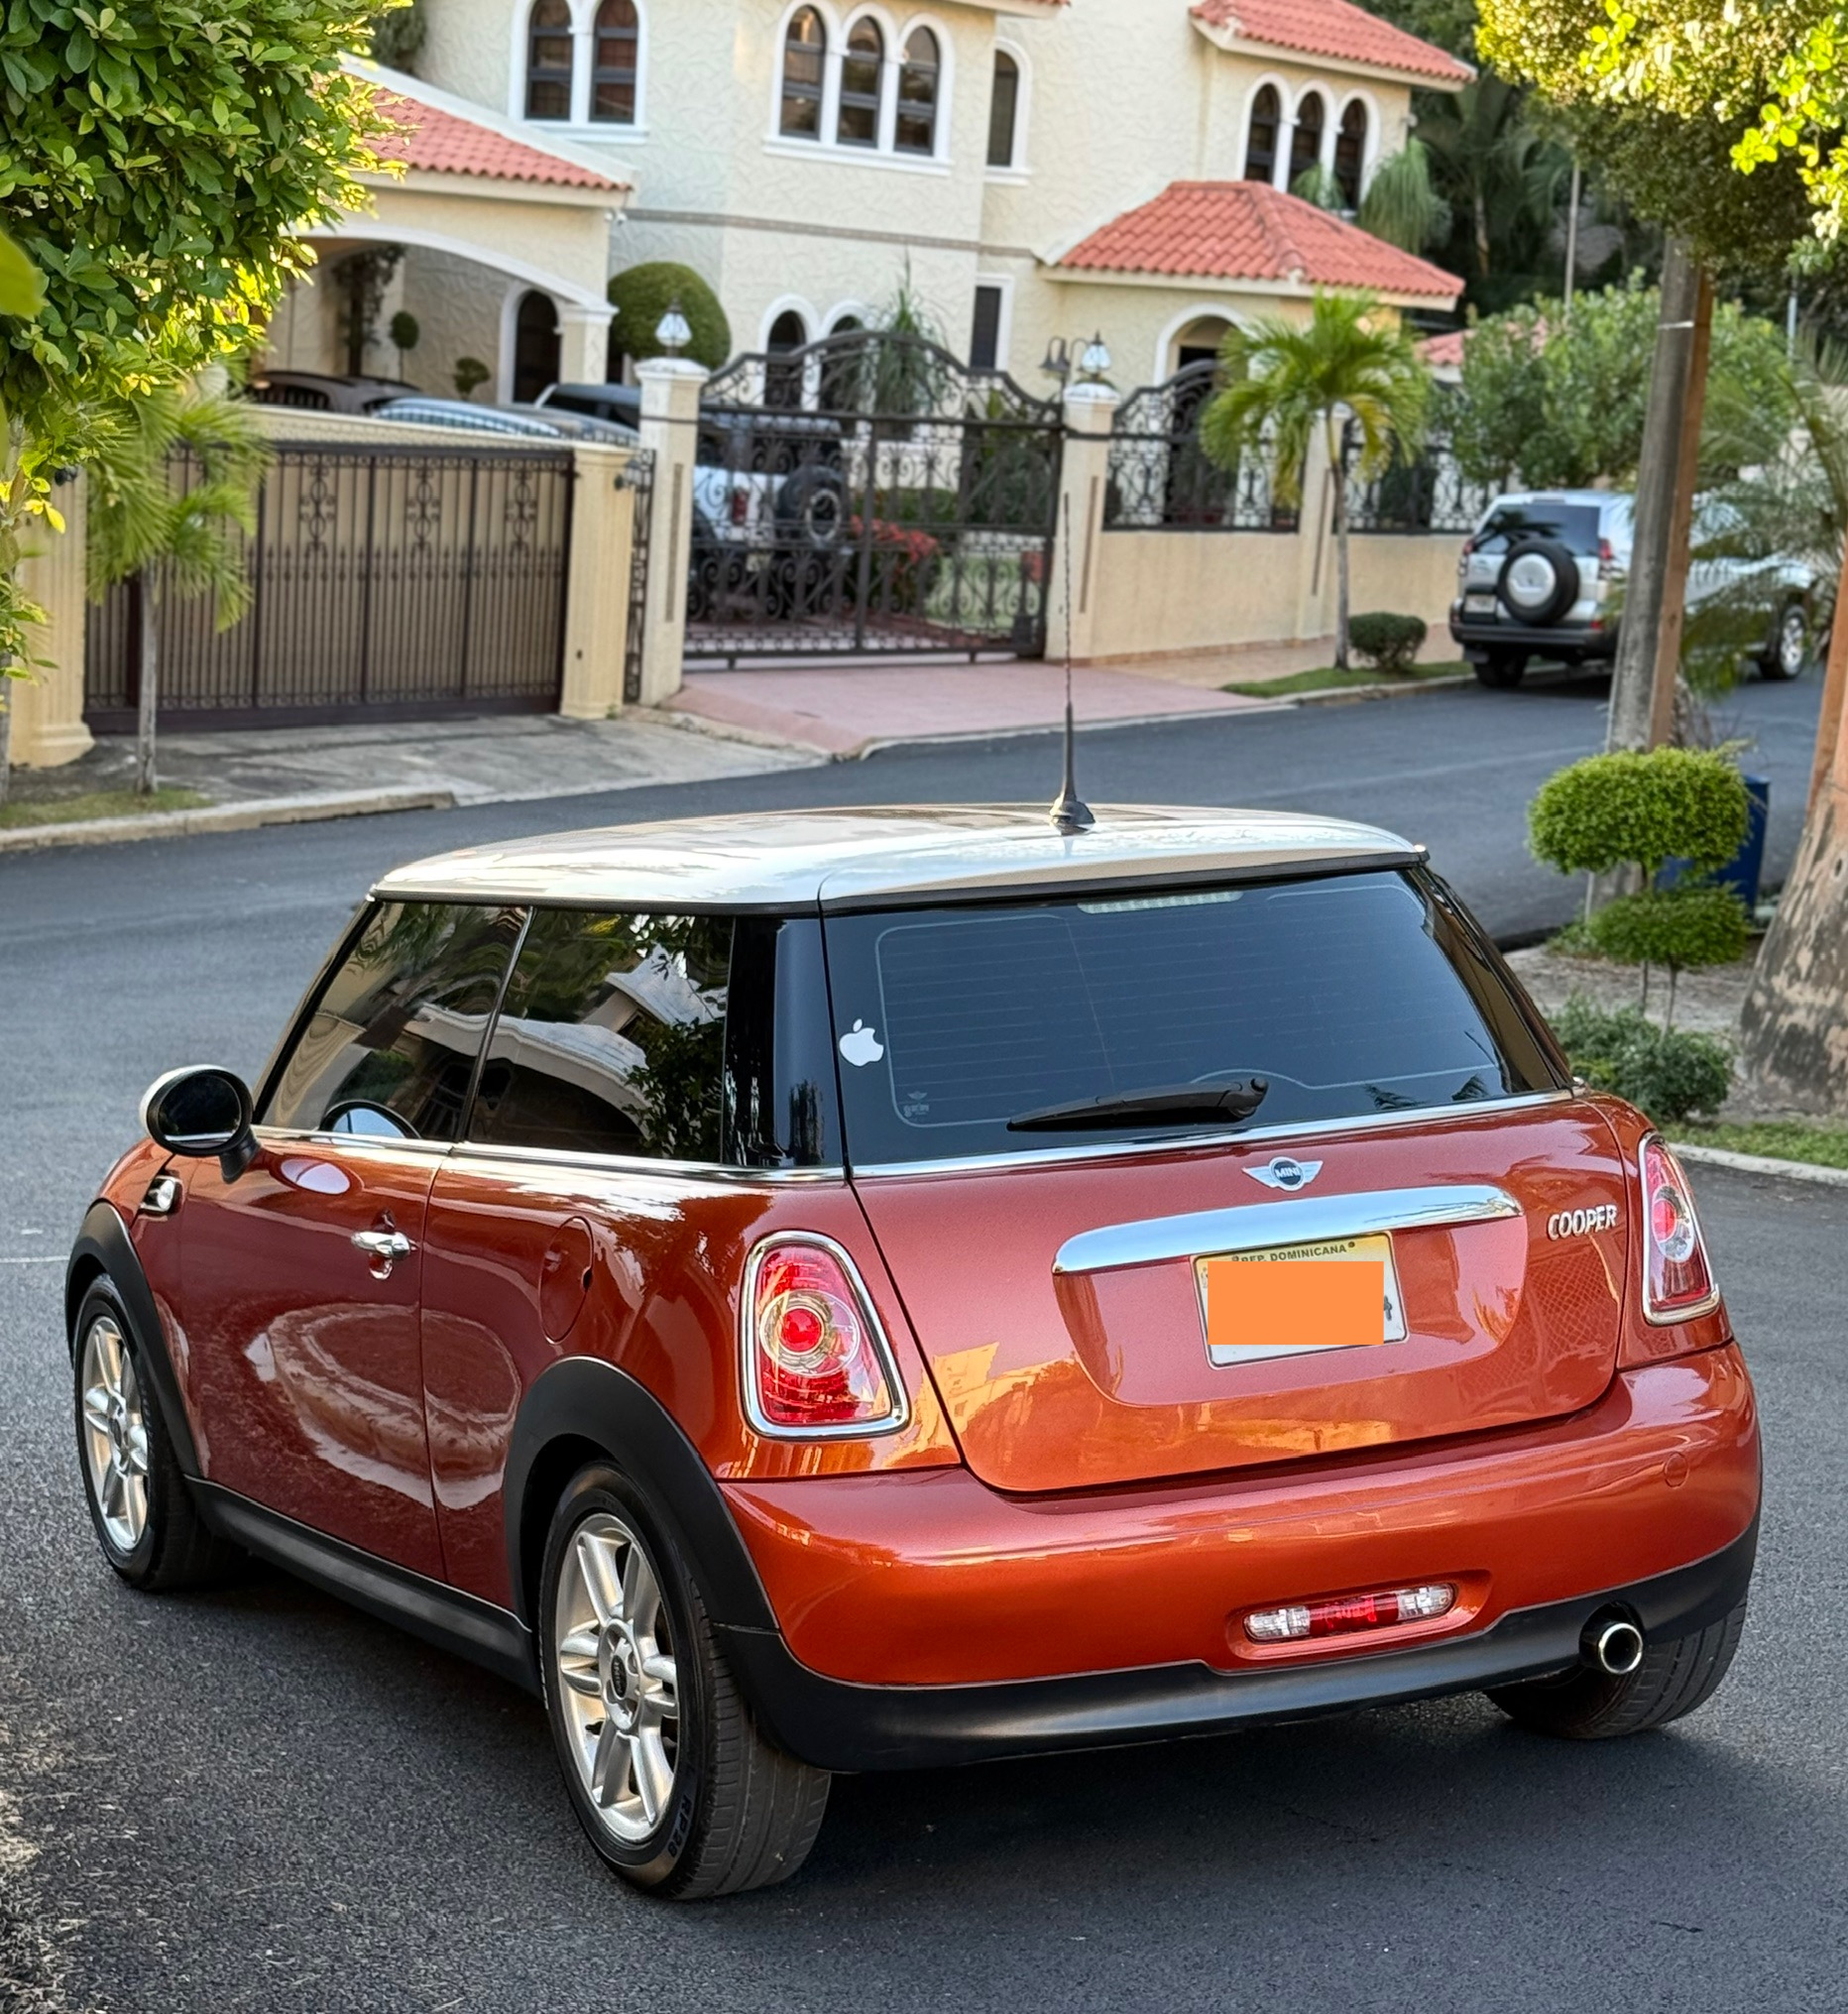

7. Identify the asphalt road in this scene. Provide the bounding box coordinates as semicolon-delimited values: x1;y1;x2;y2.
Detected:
0;668;1839;2011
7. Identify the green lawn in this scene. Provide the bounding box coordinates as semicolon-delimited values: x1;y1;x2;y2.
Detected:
1671;1119;1848;1171
0;786;209;830
1224;659;1470;699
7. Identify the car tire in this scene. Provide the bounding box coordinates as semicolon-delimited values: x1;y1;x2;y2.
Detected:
72;1278;242;1591
1473;652;1528;689
1759;599;1810;680
538;1462;830;1899
1485;1599;1747;1739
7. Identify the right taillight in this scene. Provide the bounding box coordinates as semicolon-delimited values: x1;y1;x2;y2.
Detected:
742;1235;908;1438
1639;1133;1720;1323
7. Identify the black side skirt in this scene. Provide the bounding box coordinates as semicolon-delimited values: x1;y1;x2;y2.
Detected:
194;1483;540;1698
716;1520;1759;1773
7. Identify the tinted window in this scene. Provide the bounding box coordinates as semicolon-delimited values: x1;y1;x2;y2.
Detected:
823;872;1560;1166
262;902;522;1139
724;916;841;1168
1475;503;1601;555
470;908;733;1161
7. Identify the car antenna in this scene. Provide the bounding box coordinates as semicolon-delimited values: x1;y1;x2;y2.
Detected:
1048;491;1095;835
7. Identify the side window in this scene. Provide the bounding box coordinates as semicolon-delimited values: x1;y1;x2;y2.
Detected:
262;902;524;1140
471;908;734;1162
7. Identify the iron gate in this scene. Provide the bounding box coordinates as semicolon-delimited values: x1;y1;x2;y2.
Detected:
84;441;576;731
685;330;1063;661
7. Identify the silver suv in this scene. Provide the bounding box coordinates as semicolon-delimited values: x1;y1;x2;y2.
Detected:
1450;490;1816;689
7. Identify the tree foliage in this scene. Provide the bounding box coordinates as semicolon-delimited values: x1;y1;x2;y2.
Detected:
1450;280;1796;488
1356;142;1452;254
1552;997;1733;1119
0;0;388;665
607;262;731;373
1529;747;1752;880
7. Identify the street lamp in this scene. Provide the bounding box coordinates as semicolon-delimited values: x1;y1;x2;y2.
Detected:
654;298;692;357
1040;331;1112;385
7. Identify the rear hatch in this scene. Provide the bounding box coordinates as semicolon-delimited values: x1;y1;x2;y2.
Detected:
827;869;1629;1494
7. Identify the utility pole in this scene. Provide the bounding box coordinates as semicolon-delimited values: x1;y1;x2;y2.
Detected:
1605;237;1709;756
1562;158;1581;321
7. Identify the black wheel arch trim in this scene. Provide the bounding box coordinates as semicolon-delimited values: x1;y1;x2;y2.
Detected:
65;1200;200;1478
503;1355;779;1637
192;1481;539;1696
715;1517;1759;1773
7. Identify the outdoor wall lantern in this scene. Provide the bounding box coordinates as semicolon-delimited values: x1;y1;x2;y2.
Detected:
1040;332;1112;385
655;299;692;356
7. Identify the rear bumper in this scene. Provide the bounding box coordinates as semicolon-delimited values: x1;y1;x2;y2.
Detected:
719;1347;1759;1770
720;1521;1756;1771
1448;611;1616;659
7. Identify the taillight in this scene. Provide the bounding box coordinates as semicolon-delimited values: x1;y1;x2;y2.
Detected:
1597;536;1618;580
742;1236;907;1437
729;486;749;525
1640;1134;1720;1323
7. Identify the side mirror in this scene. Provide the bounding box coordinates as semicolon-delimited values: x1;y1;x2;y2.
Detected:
141;1065;259;1182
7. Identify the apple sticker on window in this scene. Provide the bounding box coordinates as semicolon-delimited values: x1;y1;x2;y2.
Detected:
839;1019;884;1067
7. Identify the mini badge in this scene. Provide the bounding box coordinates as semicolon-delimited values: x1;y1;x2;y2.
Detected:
1246;1156;1323;1193
838;1019;884;1067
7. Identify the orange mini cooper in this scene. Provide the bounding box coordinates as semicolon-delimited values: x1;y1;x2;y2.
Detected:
65;806;1759;1899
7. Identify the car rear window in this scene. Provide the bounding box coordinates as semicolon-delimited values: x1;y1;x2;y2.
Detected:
1475;503;1602;554
822;872;1561;1167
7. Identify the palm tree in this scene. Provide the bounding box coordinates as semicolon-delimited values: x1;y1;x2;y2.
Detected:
85;376;268;794
1416;77;1572;311
1199;293;1432;668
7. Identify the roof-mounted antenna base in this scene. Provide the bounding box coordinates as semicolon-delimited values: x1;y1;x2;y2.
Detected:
1047;494;1094;836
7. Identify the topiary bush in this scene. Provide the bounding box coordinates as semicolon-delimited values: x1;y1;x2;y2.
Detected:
1347;611;1427;674
1528;747;1750;881
607;263;731;374
1552;998;1733;1123
1588;884;1751;972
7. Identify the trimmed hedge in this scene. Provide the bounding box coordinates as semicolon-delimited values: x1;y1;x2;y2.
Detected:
1347;611;1427;674
1587;883;1752;972
1529;747;1750;880
607;262;731;373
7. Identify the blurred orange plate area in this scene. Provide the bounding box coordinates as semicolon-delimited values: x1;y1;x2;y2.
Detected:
1199;1236;1405;1365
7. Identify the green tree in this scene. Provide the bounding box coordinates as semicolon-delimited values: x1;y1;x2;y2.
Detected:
1356;141;1453;254
1199;294;1432;669
607;263;731;374
1450;280;1797;488
1416;76;1575;310
85;379;268;795
0;0;387;759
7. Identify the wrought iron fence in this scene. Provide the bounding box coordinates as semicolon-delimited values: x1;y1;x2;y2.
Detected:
1102;362;1295;533
619;448;654;705
1342;417;1496;534
85;441;575;730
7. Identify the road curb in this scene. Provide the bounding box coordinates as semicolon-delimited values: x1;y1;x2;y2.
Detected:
1672;1141;1848;1188
1252;673;1475;708
0;785;456;854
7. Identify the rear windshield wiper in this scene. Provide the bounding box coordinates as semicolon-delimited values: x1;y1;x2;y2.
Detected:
1006;1078;1268;1132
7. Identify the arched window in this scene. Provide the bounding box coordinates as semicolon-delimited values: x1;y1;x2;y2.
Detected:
592;0;638;124
1243;84;1280;184
1334;100;1368;207
779;9;826;139
524;0;574;120
765;308;809;409
987;50;1019;169
514;292;561;403
896;27;939;155
1289;91;1326;187
837;19;884;147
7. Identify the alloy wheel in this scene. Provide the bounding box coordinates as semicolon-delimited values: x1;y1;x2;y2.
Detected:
553;1512;680;1843
79;1315;150;1554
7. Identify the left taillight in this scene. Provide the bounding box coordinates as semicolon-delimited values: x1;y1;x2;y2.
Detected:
742;1235;908;1438
1640;1133;1721;1324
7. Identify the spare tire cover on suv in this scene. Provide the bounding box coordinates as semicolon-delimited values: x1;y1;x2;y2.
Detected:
774;464;847;546
1496;536;1580;626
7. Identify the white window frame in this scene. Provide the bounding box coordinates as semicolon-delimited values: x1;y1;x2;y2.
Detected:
1334;88;1380;203
1287;83;1330;188
763;0;952;172
984;36;1030;179
969;274;1013;373
1237;72;1289;188
508;0;650;136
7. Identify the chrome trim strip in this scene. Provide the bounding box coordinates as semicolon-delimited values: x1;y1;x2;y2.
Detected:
849;1090;1573;1183
738;1232;911;1441
1053;1184;1523;1276
442;1139;848;1184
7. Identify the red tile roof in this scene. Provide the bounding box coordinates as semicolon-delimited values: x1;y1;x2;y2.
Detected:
1418;328;1467;369
1058;181;1461;300
1191;0;1472;83
371;87;627;190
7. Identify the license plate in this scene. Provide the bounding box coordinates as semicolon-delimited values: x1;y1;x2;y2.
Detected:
1463;592;1497;615
1198;1235;1407;1365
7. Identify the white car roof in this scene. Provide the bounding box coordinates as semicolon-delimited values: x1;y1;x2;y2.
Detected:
372;805;1422;912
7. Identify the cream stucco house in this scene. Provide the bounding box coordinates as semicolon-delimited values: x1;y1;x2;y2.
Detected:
263;0;1468;403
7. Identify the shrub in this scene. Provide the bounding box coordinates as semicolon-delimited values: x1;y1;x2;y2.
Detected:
452;357;490;399
608;263;732;373
1528;747;1751;880
1587;885;1751;972
1348;611;1427;674
1552;998;1733;1123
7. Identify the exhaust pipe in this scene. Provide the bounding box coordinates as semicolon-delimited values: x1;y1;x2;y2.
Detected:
1585;1614;1646;1677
